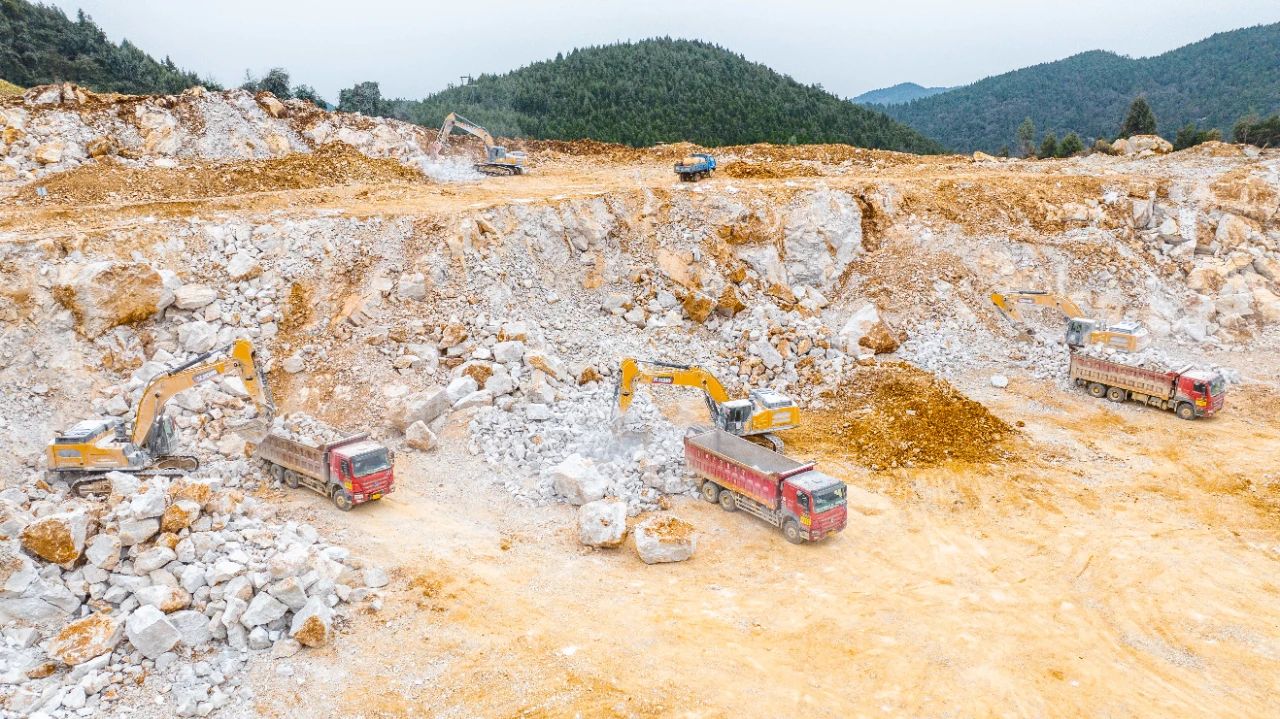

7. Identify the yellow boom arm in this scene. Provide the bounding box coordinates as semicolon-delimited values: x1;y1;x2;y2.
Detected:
990;290;1086;323
617;357;731;414
132;338;274;446
435;112;497;152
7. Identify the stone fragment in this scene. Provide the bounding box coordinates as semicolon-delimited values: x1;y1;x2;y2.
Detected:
133;546;177;574
161;500;202;533
125;604;181;659
34;140;64;164
404;421;437;451
225;252;261;280
290;597;333;647
84;533;121;569
633;515;697;564
118;518;160;546
578;499;627;548
266;576;309;611
240;591;288;627
20;510;89;565
56;261;164;338
168;609;212;647
134;585;191;612
174;284;218;310
550;454;608;506
46;612;122;666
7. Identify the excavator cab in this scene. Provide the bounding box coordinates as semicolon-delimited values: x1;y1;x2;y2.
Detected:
1065;318;1096;348
716;399;754;435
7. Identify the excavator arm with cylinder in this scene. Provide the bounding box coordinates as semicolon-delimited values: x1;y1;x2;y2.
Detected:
990;289;1150;352
616;358;798;450
48;339;275;482
428;112;526;175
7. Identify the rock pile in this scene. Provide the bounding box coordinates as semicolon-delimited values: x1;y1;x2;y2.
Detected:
0;471;383;718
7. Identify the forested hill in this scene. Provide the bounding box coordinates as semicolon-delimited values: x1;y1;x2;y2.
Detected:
878;23;1280;153
0;0;212;95
386;39;943;153
854;82;949;106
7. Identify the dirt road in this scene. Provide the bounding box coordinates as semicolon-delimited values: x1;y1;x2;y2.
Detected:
249;372;1280;719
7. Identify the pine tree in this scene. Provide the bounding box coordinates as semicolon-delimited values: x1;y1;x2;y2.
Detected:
1119;97;1157;138
1016;117;1036;157
1039;131;1059;159
1059;132;1084;156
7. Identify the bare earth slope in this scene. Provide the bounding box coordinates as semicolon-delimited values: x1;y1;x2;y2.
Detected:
2;85;1279;718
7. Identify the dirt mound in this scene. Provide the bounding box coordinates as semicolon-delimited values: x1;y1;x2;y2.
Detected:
0;79;21;96
789;362;1015;470
720;161;821;179
14;143;425;205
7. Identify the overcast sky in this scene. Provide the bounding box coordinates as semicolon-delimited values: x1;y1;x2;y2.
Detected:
46;0;1280;103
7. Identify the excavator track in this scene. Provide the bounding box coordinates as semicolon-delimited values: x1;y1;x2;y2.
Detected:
476;163;521;176
65;456;201;497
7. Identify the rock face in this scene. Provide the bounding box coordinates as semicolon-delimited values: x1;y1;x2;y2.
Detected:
578;499;628;548
550;454;608;505
633;516;697;564
56;262;165;338
19;510;89;565
46;612;122;666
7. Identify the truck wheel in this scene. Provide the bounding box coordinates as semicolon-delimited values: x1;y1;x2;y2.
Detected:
284;470;299;489
332;488;353;511
700;481;720;504
782;520;804;545
719;491;737;512
1106;386;1127;403
1087;382;1107;398
1176;403;1197;421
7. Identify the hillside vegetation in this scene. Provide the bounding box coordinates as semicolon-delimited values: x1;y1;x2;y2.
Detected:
854;82;950;106
382;39;942;153
0;0;212;95
880;23;1280;152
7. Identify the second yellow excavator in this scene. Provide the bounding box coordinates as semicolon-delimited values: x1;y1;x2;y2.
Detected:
990;289;1150;352
616;358;799;451
47;339;274;490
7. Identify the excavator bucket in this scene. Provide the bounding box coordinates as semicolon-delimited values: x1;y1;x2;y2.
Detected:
225;352;276;444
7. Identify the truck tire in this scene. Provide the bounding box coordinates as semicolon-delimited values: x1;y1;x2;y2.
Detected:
1087;382;1107;399
719;490;737;512
1176;403;1197;421
284;470;299;489
782;519;804;545
332;488;353;512
700;481;720;504
1106;386;1127;403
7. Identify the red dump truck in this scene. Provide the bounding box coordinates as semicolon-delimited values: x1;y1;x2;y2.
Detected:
684;427;847;543
256;431;395;510
1069;352;1226;420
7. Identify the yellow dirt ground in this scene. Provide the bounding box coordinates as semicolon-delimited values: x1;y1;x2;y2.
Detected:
249;374;1280;719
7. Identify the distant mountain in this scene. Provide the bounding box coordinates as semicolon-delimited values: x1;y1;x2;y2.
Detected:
0;0;213;95
854;82;950;106
879;23;1280;152
384;38;943;153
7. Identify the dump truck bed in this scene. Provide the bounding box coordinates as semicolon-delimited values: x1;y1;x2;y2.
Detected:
684;427;819;510
1069;353;1179;399
255;431;370;482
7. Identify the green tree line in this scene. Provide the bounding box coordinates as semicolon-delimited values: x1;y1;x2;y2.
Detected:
338;38;942;153
0;0;214;94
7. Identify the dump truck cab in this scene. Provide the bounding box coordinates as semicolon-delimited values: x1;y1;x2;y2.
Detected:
330;439;395;505
1175;369;1226;417
783;471;849;542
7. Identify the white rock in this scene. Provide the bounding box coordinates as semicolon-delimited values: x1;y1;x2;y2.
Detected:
578;499;627;548
178;321;218;354
282;353;305;374
133;546;176;573
362;567;389;589
990;374;1009;389
445;375;478;403
265;577;309;611
404;421;437;451
240;592;288;627
289;596;333;647
174;285;218;310
225;252;260;280
169;609;213;647
550;454;608;505
633;515;697;564
492;340;525;364
396;272;427;300
526;403;552;421
117;519;159;546
125;604;181;659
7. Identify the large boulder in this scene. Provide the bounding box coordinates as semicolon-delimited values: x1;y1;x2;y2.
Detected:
290;597;333;647
1113;134;1173;156
46;612;122;666
240;592;288;628
550;454;608;505
33;140;65;165
838;302;897;355
56;262;165;338
633;515;697;564
390;386;451;431
578;499;627;548
125;605;181;659
19;510;89;565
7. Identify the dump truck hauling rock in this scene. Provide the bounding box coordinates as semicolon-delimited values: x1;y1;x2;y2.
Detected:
683;427;847;543
255;423;395;510
1069;351;1226;420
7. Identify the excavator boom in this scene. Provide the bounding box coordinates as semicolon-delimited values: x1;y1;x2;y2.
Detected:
429;111;525;175
617;358;731;414
990;289;1149;352
990;290;1086;324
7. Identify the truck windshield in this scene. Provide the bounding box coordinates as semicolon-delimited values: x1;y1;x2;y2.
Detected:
812;485;847;513
351;449;391;477
1209;377;1225;397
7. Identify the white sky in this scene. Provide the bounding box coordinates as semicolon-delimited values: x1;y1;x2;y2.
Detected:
46;0;1280;103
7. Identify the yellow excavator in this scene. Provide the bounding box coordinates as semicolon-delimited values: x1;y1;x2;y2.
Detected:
616;358;799;451
47;339;274;490
428;112;526;176
990;290;1150;352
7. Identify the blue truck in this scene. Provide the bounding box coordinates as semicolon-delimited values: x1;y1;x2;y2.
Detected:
675;153;716;182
